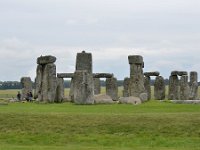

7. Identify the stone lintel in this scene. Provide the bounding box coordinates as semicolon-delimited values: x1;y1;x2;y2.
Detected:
93;73;113;78
57;73;74;78
171;71;188;76
57;73;113;79
144;71;160;77
37;55;56;65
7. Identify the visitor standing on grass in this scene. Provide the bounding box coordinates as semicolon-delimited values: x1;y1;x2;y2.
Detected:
29;92;33;102
17;91;21;101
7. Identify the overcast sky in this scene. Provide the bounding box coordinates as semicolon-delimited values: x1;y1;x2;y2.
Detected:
0;0;200;81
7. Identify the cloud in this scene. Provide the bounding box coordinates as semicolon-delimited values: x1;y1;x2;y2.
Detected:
0;0;200;81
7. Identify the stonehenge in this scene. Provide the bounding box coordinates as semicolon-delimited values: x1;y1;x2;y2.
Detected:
56;51;116;104
29;51;199;104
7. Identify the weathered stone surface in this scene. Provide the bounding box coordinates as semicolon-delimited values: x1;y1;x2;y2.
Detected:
144;76;151;100
93;73;113;78
57;73;74;78
35;56;57;103
94;94;114;104
21;77;32;100
37;55;56;65
106;77;118;101
154;76;165;100
119;96;142;105
144;71;160;77
190;71;198;84
41;63;57;102
55;78;64;103
171;100;200;104
34;65;42;99
123;77;130;97
189;82;198;100
76;51;92;73
179;75;189;100
94;78;101;95
168;75;179;100
171;71;188;76
139;93;148;102
128;55;143;65
129;55;145;97
73;70;94;104
69;78;74;102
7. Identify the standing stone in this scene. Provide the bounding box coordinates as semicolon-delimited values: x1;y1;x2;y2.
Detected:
21;77;32;100
34;65;42;99
168;75;179;100
128;55;145;97
35;55;57;103
144;76;151;100
94;78;101;95
73;70;94;104
123;77;130;97
189;71;198;100
76;51;92;73
180;75;190;100
69;78;74;101
190;71;198;85
154;76;165;100
106;77;118;101
55;78;64;103
189;82;198;100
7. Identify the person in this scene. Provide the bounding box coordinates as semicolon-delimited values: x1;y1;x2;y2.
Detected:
26;92;33;102
26;92;30;102
17;91;21;101
29;92;33;102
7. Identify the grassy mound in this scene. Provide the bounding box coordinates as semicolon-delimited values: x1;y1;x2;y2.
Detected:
0;101;200;150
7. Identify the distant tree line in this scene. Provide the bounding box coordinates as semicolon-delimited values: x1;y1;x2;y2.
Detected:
0;79;191;89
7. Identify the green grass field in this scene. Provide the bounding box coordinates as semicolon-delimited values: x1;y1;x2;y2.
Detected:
0;88;200;150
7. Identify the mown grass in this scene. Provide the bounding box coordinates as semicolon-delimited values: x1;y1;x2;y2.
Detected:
0;100;200;150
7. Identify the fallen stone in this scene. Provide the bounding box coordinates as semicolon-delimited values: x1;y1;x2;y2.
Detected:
139;93;148;102
119;96;142;105
94;94;114;104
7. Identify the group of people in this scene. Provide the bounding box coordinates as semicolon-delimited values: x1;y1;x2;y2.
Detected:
17;91;33;102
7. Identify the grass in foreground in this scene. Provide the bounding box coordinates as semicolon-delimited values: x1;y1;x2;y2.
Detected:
0;101;200;150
